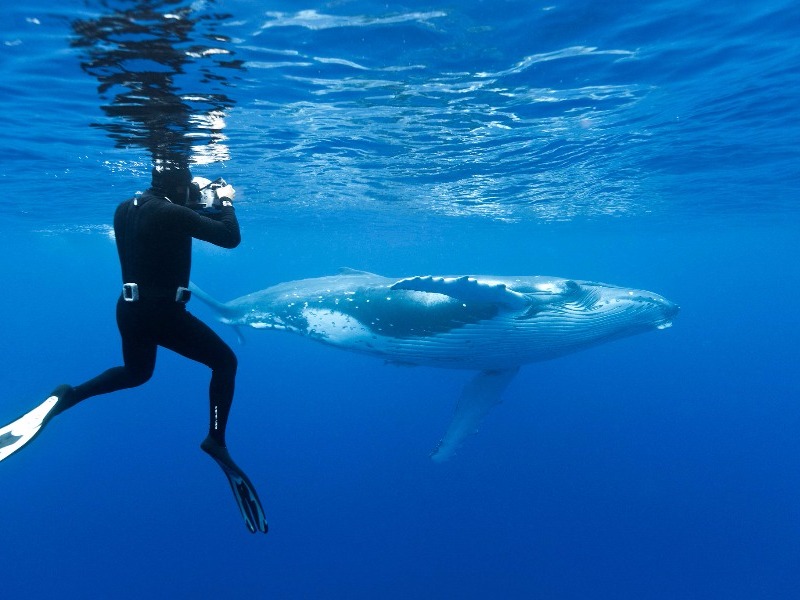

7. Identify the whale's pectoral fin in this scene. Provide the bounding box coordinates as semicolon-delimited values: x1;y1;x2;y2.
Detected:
431;367;520;462
391;276;528;309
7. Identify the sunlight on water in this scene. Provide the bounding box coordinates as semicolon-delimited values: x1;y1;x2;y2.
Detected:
255;9;448;33
2;0;798;228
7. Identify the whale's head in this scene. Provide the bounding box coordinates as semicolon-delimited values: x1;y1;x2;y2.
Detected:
582;280;679;332
498;276;679;360
522;277;679;337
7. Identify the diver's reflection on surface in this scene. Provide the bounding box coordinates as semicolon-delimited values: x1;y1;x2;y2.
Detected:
71;0;244;167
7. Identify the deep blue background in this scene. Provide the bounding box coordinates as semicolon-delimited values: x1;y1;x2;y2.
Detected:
2;221;798;599
1;0;799;598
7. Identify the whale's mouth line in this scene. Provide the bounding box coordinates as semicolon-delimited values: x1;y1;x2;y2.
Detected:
623;294;679;331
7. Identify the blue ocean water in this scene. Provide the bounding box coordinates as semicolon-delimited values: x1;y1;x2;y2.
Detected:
1;0;799;598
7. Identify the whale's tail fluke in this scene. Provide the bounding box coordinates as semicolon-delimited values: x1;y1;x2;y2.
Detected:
431;367;519;462
189;283;247;343
188;282;232;316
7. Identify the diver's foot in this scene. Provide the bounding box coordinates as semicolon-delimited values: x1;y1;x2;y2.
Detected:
0;385;72;463
200;435;229;461
47;384;75;419
201;436;268;534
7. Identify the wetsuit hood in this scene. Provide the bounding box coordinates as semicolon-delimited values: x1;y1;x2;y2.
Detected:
151;166;198;205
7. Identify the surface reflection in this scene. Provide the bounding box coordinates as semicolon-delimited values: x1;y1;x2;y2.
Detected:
71;0;244;168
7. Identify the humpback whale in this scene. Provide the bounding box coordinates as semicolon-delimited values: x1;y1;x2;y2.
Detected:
190;270;678;460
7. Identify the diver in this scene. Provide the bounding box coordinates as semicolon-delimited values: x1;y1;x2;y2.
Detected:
0;165;268;534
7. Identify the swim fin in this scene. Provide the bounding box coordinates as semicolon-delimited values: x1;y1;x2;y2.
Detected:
202;438;268;534
0;385;71;463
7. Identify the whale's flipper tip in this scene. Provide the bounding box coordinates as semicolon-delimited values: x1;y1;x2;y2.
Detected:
0;386;71;463
429;442;455;462
430;368;520;463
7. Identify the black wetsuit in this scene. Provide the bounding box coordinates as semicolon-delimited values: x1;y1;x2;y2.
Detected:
56;189;241;446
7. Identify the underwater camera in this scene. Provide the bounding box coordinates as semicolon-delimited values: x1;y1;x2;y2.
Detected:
189;176;227;215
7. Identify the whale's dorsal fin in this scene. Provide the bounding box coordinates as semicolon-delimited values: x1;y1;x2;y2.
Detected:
390;275;528;309
337;267;378;276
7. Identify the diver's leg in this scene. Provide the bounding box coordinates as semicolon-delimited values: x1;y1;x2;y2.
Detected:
157;307;237;446
1;300;156;462
51;299;157;416
158;307;267;533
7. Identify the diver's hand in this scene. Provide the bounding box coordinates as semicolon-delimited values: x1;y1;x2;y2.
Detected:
216;184;235;202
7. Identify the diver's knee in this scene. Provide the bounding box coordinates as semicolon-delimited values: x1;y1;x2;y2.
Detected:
216;349;237;376
136;373;153;387
127;368;153;388
224;348;238;371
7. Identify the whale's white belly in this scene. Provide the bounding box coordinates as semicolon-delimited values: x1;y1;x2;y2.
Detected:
301;306;624;370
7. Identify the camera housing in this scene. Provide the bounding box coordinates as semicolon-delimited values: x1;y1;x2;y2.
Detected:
189;176;226;215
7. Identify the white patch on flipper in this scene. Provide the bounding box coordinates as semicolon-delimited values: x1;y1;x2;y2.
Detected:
404;290;453;307
302;308;374;346
390;275;528;309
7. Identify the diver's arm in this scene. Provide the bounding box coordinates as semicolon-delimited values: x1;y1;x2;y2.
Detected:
201;204;241;249
167;203;241;249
